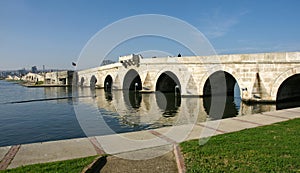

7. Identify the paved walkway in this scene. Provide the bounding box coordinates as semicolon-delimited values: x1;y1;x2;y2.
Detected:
1;107;300;171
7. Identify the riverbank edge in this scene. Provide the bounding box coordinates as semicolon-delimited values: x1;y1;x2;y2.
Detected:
2;79;71;88
1;107;300;170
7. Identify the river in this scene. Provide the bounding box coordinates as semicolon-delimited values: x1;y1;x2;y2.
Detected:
0;80;283;147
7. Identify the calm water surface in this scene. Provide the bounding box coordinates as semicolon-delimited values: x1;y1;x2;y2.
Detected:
0;80;281;147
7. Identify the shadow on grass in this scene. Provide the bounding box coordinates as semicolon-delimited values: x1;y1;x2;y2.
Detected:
82;155;107;173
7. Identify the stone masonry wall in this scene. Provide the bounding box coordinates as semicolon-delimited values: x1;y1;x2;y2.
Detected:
77;52;300;102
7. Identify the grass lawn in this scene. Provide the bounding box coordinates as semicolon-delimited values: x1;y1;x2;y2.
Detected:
180;118;300;172
0;155;97;173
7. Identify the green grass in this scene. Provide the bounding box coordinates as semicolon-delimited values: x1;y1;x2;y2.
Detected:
0;155;98;173
180;118;300;172
5;80;23;83
35;81;44;85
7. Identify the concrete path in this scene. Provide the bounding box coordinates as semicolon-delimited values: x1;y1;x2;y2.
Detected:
99;145;178;173
1;107;300;171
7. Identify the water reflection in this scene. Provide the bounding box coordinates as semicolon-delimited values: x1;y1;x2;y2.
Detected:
71;88;278;132
44;87;73;104
0;81;85;147
90;89;196;129
124;91;142;109
105;91;113;102
203;96;240;120
155;92;181;117
240;102;276;115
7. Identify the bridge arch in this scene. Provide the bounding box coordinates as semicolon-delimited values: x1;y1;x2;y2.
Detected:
123;69;142;91
155;71;181;94
276;74;300;110
90;75;98;89
271;67;300;101
104;75;113;91
155;71;182;117
202;70;240;97
199;67;241;96
276;74;300;100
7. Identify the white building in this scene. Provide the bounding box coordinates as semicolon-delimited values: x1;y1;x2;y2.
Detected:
13;76;21;80
5;75;21;81
22;72;44;83
5;75;13;80
44;71;74;85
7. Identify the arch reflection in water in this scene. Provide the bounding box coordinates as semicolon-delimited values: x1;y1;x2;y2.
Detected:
124;91;142;109
93;89;195;131
203;96;240;120
155;92;181;117
105;91;113;102
76;87;278;135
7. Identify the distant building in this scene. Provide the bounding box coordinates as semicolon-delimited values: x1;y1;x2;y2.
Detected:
5;75;21;81
18;68;27;76
31;66;38;73
45;71;74;85
13;76;21;80
22;72;44;83
101;60;115;66
5;75;13;80
0;71;4;78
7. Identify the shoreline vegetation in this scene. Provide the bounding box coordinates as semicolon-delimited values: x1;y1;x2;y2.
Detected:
1;118;299;172
2;79;41;86
2;79;71;87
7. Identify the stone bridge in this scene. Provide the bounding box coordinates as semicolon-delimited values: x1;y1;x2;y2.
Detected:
76;52;300;102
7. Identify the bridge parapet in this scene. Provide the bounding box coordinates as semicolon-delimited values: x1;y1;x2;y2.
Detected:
138;52;300;65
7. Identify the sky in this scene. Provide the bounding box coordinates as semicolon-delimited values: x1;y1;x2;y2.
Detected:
1;0;300;70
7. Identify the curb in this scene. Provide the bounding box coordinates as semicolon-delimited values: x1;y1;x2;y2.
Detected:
88;137;105;155
0;145;20;170
173;144;186;173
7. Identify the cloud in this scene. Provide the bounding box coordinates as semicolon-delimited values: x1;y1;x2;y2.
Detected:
198;8;249;38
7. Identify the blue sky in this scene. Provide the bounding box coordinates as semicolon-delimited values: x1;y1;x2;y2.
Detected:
1;0;300;70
